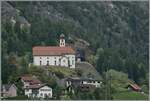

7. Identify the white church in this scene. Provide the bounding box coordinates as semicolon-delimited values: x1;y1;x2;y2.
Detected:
32;34;75;68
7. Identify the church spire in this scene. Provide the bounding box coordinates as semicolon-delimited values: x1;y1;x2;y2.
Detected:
59;34;65;47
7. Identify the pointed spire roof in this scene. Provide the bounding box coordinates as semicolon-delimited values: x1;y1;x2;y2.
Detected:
60;34;65;38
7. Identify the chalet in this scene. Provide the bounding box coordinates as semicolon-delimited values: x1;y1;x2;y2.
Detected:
24;84;52;98
21;75;52;98
78;84;96;92
65;77;102;88
32;34;75;68
1;84;17;98
21;75;42;88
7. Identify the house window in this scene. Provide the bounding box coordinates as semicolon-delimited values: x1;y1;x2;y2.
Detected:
47;61;49;66
40;61;42;65
26;89;29;92
40;93;43;96
44;94;47;98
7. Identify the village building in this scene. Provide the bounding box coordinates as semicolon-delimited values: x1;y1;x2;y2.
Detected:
65;77;102;88
78;84;96;92
21;75;42;88
21;75;52;98
24;84;52;98
127;83;141;92
1;84;17;98
32;34;75;68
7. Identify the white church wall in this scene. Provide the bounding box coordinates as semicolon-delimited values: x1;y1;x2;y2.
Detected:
33;54;75;68
65;55;75;68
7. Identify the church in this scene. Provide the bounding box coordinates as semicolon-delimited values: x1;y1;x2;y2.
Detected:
32;34;75;68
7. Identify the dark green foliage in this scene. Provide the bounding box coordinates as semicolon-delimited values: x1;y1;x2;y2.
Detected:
1;1;149;99
15;79;24;96
2;96;29;100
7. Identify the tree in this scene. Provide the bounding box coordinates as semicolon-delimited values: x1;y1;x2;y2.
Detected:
19;56;29;75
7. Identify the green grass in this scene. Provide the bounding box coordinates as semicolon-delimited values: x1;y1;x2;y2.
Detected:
48;66;77;78
113;91;149;100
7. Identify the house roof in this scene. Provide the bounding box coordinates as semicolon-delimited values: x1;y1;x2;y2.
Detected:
32;46;75;56
2;84;17;91
25;84;47;89
21;76;41;85
129;83;141;90
66;77;100;82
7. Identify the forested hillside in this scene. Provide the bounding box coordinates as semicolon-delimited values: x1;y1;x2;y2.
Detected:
2;1;149;96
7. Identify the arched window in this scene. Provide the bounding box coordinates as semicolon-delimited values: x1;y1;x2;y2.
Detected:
59;59;61;66
72;60;74;65
68;59;70;67
40;61;42;65
47;61;49;66
54;60;56;65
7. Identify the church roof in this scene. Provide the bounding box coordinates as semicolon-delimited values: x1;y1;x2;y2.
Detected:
33;46;75;56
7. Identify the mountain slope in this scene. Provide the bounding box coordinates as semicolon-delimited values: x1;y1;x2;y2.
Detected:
1;1;149;85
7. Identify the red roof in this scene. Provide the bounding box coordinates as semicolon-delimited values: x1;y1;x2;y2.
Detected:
33;46;75;56
25;84;46;89
21;76;41;85
129;83;141;91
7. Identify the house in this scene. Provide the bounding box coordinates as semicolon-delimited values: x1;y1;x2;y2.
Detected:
24;84;52;98
21;75;42;88
21;75;52;98
1;84;17;98
65;77;102;88
78;84;96;92
33;34;76;68
127;83;141;92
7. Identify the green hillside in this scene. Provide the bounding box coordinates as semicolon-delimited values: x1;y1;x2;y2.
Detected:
113;91;149;100
1;1;149;100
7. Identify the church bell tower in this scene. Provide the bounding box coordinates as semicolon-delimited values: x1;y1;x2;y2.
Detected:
59;34;65;47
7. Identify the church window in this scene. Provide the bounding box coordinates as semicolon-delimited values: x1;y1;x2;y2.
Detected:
47;61;49;66
59;59;61;66
40;57;42;59
68;60;70;66
72;60;74;65
40;61;42;65
54;60;56;65
48;93;51;96
47;57;49;59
